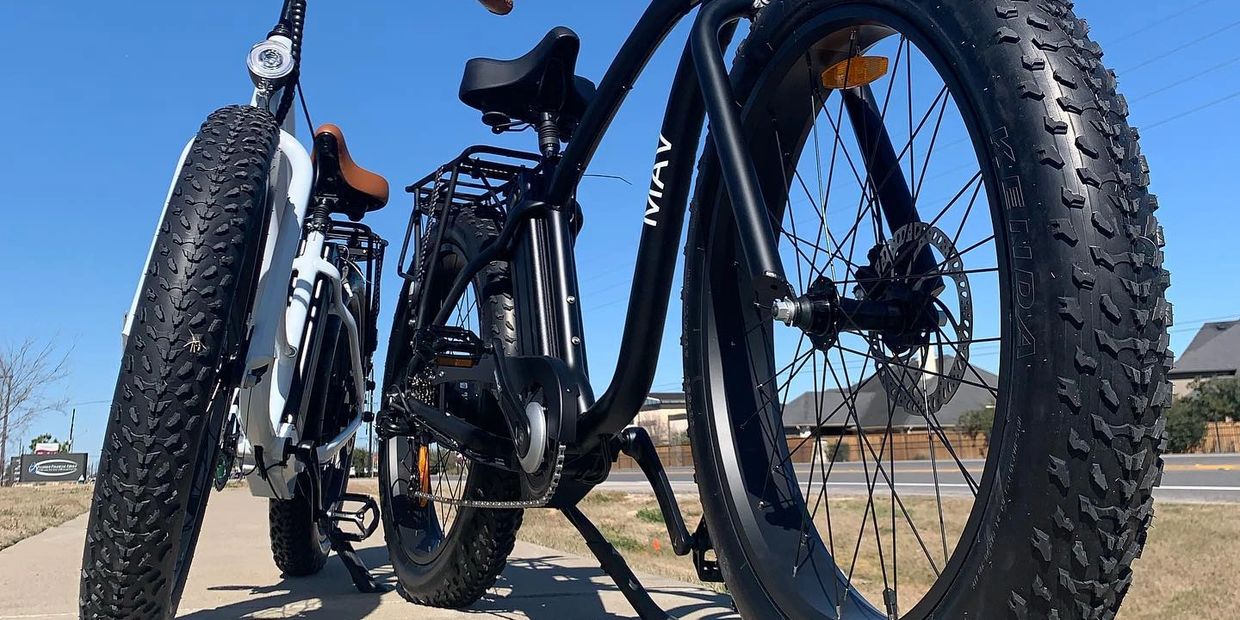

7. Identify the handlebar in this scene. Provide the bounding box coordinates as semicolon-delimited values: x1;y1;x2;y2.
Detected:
478;0;513;15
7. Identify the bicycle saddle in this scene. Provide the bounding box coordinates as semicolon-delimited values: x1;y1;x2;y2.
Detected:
312;124;389;221
459;27;596;136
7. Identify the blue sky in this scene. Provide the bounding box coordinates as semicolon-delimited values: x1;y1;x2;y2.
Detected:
1;1;1237;464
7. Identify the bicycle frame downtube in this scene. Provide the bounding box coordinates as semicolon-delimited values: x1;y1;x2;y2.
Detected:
579;0;792;441
578;40;716;442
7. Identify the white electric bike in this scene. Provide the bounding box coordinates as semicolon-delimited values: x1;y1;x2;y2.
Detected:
80;1;390;616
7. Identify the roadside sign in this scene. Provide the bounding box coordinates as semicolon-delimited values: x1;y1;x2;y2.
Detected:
20;453;88;483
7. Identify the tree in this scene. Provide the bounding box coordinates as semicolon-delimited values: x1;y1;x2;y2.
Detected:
351;448;372;477
1166;398;1208;453
28;433;69;453
957;407;996;446
1;339;70;471
1167;378;1240;453
1186;378;1240;422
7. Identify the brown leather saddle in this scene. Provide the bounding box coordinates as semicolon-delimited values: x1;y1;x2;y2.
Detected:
312;124;389;222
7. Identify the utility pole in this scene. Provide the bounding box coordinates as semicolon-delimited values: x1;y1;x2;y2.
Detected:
366;422;374;478
67;408;76;452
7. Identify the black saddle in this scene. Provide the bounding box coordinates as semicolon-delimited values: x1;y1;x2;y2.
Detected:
459;27;596;137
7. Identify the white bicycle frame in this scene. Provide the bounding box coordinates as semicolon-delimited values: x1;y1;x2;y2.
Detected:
122;35;369;501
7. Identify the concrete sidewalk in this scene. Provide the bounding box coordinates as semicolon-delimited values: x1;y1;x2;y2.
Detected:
0;488;734;619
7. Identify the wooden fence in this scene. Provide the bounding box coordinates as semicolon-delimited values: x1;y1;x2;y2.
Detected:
611;422;1240;471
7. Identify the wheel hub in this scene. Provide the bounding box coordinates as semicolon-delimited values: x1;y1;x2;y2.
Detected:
774;222;976;415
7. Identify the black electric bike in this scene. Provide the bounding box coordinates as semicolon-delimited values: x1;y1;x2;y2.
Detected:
381;0;1170;618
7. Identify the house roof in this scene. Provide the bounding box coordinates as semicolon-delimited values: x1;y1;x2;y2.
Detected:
1171;320;1240;377
643;391;687;409
781;359;998;430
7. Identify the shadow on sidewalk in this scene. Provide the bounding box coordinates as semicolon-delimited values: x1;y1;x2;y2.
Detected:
180;546;395;619
179;547;735;619
469;554;736;619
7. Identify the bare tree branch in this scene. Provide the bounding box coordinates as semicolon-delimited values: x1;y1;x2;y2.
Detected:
0;338;71;469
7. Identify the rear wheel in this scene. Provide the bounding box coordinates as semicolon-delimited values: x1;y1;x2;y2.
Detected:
80;105;278;618
380;207;524;608
684;1;1169;617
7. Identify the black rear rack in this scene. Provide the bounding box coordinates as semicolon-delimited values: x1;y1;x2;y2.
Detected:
399;145;540;281
325;220;388;356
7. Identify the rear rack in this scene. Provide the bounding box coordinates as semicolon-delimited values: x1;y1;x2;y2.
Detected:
325;220;387;352
399;145;541;281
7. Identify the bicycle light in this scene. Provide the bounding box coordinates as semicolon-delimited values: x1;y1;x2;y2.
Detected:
247;38;295;88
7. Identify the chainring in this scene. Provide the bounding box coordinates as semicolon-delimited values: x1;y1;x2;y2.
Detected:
402;367;565;509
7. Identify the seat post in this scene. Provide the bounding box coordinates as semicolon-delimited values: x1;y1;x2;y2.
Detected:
536;112;561;159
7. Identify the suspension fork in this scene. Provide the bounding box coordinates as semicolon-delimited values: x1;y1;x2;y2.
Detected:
689;0;792;305
841;85;941;289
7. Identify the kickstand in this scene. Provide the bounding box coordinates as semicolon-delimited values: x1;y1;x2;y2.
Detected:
561;505;675;620
297;442;391;594
324;523;391;594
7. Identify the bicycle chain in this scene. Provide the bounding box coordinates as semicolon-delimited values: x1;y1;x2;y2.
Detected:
408;444;566;509
402;311;568;509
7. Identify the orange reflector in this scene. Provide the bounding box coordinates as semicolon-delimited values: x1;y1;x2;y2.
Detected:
417;445;431;507
435;355;475;368
821;56;889;90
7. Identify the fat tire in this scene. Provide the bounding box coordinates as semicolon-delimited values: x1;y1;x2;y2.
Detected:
79;105;279;619
268;478;330;577
381;207;524;608
683;1;1170;618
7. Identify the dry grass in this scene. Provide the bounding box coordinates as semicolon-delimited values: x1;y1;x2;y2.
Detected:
518;493;1240;619
0;484;93;551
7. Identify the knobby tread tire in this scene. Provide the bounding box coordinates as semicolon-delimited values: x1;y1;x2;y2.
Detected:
80;105;279;619
682;1;1169;618
382;207;524;608
268;488;329;577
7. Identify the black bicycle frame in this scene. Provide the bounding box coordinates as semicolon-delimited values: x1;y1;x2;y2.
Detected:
427;0;790;449
430;0;920;451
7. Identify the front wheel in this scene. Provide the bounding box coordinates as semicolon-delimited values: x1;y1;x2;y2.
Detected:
684;1;1169;618
80;106;278;618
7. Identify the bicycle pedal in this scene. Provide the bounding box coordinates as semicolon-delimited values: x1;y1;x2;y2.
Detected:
326;492;381;542
416;325;488;368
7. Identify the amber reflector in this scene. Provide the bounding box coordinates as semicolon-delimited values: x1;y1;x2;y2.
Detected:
435;355;475;368
821;56;889;90
417;445;431;507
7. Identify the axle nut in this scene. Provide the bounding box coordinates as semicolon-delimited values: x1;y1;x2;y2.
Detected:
772;299;798;326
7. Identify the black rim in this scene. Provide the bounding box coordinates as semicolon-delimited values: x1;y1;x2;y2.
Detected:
699;8;1011;618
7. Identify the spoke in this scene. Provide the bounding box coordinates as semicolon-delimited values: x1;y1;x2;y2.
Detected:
928;429;950;562
834;343;998;396
912;91;952;204
820;356;943;577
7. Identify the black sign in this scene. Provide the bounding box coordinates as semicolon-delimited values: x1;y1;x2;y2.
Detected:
20;453;88;483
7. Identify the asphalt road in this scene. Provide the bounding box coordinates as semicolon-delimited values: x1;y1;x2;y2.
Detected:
601;453;1240;503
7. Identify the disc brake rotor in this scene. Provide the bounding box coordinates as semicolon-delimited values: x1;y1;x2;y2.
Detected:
870;222;974;415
